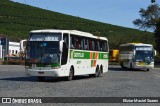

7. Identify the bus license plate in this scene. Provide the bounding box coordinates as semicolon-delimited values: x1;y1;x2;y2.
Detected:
139;62;146;66
38;72;44;74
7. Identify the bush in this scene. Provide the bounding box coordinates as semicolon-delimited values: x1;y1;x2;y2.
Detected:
2;60;25;65
154;54;160;65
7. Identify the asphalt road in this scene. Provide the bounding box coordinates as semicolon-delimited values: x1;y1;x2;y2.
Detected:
0;65;160;105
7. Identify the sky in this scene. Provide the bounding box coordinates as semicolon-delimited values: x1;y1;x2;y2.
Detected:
11;0;160;29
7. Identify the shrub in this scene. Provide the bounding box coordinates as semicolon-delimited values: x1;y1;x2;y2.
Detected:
154;54;160;65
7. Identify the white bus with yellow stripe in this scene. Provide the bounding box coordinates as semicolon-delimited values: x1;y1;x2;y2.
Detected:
119;43;156;71
25;29;109;81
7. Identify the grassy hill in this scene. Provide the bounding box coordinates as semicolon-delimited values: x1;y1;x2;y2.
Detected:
0;0;155;49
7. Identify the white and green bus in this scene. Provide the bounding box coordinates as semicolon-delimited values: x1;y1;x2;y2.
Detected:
119;43;157;71
25;29;109;81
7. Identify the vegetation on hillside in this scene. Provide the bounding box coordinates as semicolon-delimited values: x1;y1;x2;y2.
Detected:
0;0;154;49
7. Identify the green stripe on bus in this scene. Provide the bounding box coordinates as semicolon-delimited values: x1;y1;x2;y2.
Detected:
25;63;60;67
70;50;108;60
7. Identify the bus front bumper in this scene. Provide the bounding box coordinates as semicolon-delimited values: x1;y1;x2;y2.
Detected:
134;62;154;69
25;68;64;77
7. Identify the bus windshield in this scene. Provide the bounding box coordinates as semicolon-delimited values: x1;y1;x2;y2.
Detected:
135;50;153;62
26;41;60;64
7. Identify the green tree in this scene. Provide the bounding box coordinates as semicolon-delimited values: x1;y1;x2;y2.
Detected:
133;4;160;31
133;4;160;53
155;22;160;52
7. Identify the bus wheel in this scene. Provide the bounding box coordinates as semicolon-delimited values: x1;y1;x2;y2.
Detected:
130;63;133;69
100;65;103;77
67;67;74;81
37;77;45;82
146;69;150;71
95;66;101;77
120;62;124;68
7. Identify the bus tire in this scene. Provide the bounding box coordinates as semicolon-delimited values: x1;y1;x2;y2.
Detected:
146;68;150;71
37;77;45;82
130;63;133;69
95;66;101;77
120;62;124;69
100;65;103;77
67;67;74;81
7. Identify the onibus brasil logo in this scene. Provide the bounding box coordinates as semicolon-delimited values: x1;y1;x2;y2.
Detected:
1;98;42;104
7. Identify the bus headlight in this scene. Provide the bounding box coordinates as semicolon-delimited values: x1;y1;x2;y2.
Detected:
135;62;139;65
32;64;37;67
25;66;29;68
25;66;31;69
51;66;60;69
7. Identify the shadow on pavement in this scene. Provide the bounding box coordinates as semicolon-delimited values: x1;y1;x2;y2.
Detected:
0;75;100;83
0;76;38;82
108;67;149;72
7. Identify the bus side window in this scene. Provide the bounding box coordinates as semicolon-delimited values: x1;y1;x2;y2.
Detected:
63;33;69;48
102;41;108;52
81;37;84;50
75;36;81;49
16;50;18;54
92;40;95;51
106;41;109;52
97;41;100;51
12;50;14;54
95;40;99;51
102;41;106;51
62;33;69;65
100;42;103;51
84;38;89;50
70;35;75;49
78;37;82;49
89;39;92;50
75;36;79;49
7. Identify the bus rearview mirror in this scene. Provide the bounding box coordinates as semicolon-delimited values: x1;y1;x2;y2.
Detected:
133;50;136;56
59;40;64;52
154;50;157;56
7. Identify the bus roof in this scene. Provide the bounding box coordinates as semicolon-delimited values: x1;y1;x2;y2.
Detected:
30;29;108;41
120;43;153;47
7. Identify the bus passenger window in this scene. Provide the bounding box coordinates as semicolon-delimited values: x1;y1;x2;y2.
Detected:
70;35;75;49
92;40;95;51
84;38;88;50
97;41;100;51
81;38;84;50
95;40;99;51
102;41;107;52
63;33;69;48
76;37;81;49
89;40;92;50
100;42;103;51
